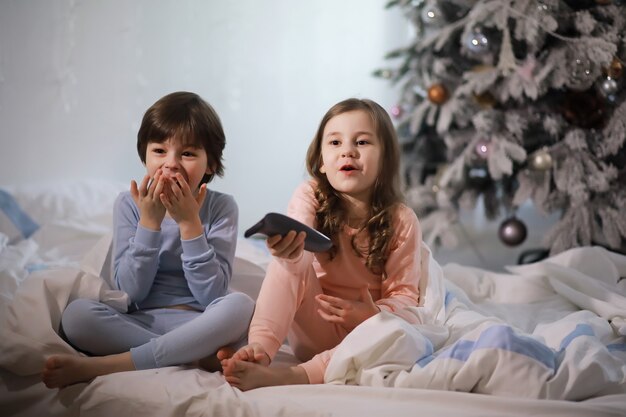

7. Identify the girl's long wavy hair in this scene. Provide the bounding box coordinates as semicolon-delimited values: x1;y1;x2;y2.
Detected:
306;98;403;279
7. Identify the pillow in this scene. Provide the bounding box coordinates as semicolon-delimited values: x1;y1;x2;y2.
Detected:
0;189;39;243
80;232;115;289
4;179;127;225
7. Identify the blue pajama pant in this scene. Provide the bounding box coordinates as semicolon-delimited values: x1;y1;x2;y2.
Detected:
60;292;254;370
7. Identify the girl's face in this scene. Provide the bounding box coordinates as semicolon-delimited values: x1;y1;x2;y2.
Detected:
145;138;211;193
319;110;382;204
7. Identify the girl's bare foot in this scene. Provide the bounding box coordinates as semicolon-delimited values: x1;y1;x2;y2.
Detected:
41;352;134;388
222;343;270;369
223;360;309;391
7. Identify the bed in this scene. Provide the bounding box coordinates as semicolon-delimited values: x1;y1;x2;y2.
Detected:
1;179;625;417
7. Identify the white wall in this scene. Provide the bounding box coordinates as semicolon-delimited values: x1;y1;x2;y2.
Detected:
0;0;406;232
0;1;556;270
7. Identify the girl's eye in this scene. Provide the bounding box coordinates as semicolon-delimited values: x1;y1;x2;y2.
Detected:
329;139;340;146
357;140;369;146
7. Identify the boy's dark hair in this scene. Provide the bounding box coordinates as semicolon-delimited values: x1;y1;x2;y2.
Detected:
137;91;225;184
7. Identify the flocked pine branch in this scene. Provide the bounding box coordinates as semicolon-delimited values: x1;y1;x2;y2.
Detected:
377;0;626;255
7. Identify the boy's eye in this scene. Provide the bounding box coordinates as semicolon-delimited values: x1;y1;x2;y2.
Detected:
152;148;165;154
182;151;195;157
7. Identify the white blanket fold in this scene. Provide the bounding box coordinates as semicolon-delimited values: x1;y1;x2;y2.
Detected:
325;246;626;400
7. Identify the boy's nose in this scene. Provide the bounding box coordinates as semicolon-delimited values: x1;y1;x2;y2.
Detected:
162;157;181;174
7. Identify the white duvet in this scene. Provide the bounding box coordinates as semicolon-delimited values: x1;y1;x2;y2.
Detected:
326;246;626;400
2;180;626;416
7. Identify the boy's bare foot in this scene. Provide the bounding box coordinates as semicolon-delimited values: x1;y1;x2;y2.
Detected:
41;352;134;389
223;360;309;391
195;346;236;373
216;346;236;361
196;354;222;372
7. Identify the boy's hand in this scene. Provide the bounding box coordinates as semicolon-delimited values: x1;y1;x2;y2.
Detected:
159;173;206;239
315;286;380;331
131;170;166;231
267;230;306;260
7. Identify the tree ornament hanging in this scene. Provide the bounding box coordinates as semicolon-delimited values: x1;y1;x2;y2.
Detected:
607;57;623;79
528;148;553;171
420;0;447;26
390;105;403;119
427;83;449;104
473;91;497;108
463;27;490;56
376;0;626;256
475;139;490;159
598;76;620;99
498;217;528;246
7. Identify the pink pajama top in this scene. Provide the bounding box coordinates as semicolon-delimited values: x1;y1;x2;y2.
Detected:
249;181;423;382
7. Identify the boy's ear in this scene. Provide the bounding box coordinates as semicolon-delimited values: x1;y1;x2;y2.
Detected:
205;163;216;175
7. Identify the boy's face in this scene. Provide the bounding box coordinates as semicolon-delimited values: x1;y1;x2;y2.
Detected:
145;138;211;193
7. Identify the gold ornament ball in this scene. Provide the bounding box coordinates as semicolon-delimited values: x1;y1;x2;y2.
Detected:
473;91;497;108
529;149;553;171
428;84;449;105
608;57;623;80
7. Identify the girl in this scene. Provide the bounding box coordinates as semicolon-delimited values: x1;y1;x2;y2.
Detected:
42;92;254;388
221;98;423;390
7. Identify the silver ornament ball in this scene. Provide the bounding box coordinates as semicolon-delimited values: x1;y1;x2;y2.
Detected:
499;217;527;247
599;77;619;97
420;1;446;26
464;28;490;55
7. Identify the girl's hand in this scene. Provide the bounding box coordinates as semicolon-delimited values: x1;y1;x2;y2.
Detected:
160;173;206;239
315;286;380;331
232;343;270;365
267;230;306;260
131;170;167;231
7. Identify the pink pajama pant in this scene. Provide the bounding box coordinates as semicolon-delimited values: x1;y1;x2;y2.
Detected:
248;260;350;384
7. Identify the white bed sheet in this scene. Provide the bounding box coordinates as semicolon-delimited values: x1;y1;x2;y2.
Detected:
1;180;625;417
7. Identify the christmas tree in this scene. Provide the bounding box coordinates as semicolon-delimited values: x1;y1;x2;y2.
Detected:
377;0;626;255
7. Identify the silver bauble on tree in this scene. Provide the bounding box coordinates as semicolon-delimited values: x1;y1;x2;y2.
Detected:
498;217;528;247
